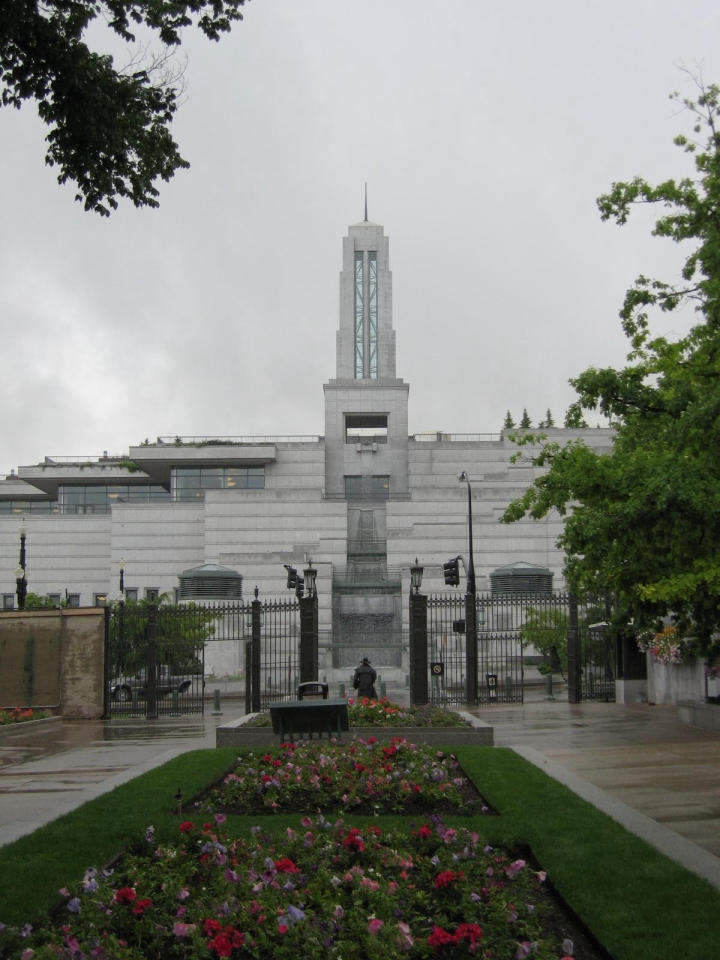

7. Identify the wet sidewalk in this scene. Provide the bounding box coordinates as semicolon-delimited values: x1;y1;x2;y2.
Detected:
1;699;719;888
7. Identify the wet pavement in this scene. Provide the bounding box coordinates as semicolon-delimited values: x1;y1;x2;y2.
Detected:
1;698;719;889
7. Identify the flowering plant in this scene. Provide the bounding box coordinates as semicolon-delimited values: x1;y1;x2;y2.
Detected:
0;707;47;726
246;698;469;728
200;737;488;816
1;815;575;959
636;626;689;665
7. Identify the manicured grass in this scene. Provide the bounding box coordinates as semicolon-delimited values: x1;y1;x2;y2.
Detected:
0;748;238;927
1;744;719;960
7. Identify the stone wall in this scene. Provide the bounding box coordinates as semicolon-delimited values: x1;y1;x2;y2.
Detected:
0;608;106;718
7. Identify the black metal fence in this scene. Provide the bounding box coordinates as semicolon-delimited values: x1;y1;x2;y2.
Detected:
422;591;615;706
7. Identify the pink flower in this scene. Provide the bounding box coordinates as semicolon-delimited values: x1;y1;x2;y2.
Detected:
173;922;196;938
368;918;385;935
397;921;414;951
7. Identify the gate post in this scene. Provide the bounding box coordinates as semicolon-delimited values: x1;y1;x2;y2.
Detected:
299;591;319;684
409;590;428;706
250;588;262;713
465;593;478;704
567;593;581;703
145;602;159;719
244;638;252;714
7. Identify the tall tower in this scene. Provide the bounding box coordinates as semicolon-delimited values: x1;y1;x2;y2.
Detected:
324;215;408;669
324;217;409;499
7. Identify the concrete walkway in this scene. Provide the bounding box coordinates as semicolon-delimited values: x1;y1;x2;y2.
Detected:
1;699;719;890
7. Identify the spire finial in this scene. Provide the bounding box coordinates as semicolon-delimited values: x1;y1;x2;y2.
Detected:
364;182;368;222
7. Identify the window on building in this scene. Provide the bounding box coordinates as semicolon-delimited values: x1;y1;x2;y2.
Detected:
145;588;159;602
94;593;108;606
58;484;170;514
345;413;388;444
354;250;378;380
47;594;61;606
66;594;80;608
2;594;14;610
0;500;58;514
344;475;390;500
124;588;138;602
171;466;264;501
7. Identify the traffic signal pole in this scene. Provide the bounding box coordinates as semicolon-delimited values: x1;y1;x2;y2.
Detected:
459;472;478;704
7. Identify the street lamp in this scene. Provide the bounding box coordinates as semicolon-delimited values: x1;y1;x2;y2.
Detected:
16;523;27;610
410;557;424;594
303;558;317;598
458;472;476;595
119;560;125;597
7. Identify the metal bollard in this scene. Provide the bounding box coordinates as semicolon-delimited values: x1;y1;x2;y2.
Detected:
338;682;346;698
212;688;223;715
544;674;555;701
379;680;387;698
170;690;180;717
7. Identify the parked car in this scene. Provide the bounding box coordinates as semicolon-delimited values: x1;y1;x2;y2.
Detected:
109;666;198;702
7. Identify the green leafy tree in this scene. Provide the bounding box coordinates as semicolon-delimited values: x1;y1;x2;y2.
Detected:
502;410;515;429
521;607;569;676
563;403;588;428
503;76;720;656
519;408;532;428
110;595;220;676
1;0;248;215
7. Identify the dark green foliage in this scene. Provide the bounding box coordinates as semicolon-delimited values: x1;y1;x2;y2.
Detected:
503;76;720;654
0;0;248;214
519;408;532;428
503;410;516;429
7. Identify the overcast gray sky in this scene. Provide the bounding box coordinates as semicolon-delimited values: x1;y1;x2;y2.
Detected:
2;0;719;477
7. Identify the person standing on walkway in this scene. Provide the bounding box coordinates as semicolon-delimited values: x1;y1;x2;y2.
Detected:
352;657;377;699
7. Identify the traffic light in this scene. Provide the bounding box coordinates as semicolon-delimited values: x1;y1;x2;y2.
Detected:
284;564;305;597
443;557;460;586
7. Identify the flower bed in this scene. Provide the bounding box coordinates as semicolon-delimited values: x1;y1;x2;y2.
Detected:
198;738;491;816
217;698;493;748
3;816;578;959
0;707;50;726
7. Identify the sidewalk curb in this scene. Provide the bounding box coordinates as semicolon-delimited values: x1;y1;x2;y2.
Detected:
513;744;720;891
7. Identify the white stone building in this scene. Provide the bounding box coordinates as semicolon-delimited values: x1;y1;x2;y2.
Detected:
0;216;613;678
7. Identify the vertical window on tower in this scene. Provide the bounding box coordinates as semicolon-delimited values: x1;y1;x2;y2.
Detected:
354;251;364;378
368;251;377;379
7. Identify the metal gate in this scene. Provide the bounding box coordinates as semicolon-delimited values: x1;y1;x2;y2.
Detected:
108;602;212;716
245;597;301;711
425;592;615;705
427;594;525;705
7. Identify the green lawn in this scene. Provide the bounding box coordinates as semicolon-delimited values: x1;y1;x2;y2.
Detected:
0;744;718;960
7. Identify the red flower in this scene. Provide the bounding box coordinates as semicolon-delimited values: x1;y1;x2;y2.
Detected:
274;858;300;873
416;825;433;839
203;918;222;936
131;898;152;916
113;887;136;904
456;922;483;946
179;820;195;833
427;925;457;948
342;829;365;852
434;869;464;888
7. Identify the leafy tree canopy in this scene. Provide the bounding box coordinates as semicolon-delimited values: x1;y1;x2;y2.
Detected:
1;0;248;215
503;76;720;654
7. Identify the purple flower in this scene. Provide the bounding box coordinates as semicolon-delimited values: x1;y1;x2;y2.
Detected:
67;898;81;914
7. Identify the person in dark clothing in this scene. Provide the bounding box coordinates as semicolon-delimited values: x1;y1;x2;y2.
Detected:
352;657;377;698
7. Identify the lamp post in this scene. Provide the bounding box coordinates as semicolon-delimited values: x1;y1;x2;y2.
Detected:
408;558;428;706
16;523;27;610
457;472;476;596
458;473;478;703
119;560;125;597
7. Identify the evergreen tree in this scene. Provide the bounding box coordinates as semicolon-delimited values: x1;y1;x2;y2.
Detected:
503;410;515;429
519;408;532;429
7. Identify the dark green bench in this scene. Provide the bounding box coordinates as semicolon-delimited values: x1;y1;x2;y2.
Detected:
269;698;349;742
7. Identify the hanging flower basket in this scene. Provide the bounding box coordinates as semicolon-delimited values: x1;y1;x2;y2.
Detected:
636;626;690;665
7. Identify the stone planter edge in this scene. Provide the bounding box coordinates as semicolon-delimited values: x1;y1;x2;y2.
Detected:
216;709;493;748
